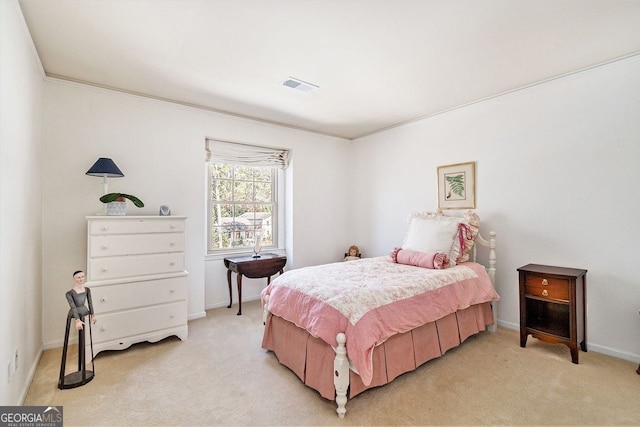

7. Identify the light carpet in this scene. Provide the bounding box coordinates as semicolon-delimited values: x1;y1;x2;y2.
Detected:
24;300;640;426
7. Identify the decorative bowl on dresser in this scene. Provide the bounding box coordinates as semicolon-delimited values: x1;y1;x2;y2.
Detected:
518;263;587;363
85;216;189;359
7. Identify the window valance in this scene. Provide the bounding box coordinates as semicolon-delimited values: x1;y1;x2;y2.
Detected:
205;139;289;169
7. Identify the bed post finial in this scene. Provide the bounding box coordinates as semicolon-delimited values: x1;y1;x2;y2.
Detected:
334;332;349;418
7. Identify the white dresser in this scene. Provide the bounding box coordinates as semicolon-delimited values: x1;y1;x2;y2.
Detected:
85;216;188;358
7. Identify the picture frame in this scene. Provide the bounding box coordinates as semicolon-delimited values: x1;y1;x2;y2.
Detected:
437;161;476;209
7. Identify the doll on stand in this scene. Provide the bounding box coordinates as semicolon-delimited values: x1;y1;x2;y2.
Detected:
65;270;96;331
343;245;361;261
58;270;97;389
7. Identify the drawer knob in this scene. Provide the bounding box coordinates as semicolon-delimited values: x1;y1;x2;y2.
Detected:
542;289;549;297
170;224;176;229
100;297;106;302
170;242;175;246
170;313;175;318
101;226;108;231
170;289;175;293
170;261;175;266
541;279;548;286
101;245;108;250
101;267;108;272
100;327;106;332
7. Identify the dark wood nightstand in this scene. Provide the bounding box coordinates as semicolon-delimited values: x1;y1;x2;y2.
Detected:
518;264;587;363
224;253;286;315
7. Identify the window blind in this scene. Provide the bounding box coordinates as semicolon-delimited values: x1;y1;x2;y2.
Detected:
205;139;289;169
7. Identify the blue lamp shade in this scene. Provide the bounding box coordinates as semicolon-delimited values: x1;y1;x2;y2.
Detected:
85;158;124;178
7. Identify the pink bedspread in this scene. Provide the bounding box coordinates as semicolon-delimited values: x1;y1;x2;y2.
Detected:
261;256;499;386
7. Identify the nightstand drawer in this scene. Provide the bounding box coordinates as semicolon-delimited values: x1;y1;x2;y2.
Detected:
524;284;568;301
524;273;569;301
524;273;569;289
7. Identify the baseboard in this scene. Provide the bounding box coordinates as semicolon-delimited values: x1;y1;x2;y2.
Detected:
497;319;640;364
204;302;229;311
497;319;519;330
44;339;66;351
19;345;43;405
588;343;640;364
205;295;262;312
188;311;207;321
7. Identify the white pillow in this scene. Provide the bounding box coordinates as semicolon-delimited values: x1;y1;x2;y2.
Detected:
402;214;460;266
402;210;481;267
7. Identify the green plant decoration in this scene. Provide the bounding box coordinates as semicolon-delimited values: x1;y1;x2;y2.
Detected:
445;174;465;199
99;193;144;208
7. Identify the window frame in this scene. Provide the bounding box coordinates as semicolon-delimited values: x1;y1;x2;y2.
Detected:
206;162;282;255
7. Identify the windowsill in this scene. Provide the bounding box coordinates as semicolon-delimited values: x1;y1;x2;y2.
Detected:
205;247;286;262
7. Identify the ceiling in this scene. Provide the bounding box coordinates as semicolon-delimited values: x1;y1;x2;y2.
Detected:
18;0;640;140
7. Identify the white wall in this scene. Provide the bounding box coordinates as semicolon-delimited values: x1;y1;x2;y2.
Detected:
352;55;640;362
41;79;352;347
0;0;44;405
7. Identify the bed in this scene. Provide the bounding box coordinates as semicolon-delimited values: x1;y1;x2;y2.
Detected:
261;210;499;418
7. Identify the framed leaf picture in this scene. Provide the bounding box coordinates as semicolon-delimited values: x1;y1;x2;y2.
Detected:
437;161;476;209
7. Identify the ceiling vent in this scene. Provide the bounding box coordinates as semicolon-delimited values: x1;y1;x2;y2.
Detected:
281;77;319;93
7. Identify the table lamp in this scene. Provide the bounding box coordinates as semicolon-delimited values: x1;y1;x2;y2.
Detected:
85;157;124;195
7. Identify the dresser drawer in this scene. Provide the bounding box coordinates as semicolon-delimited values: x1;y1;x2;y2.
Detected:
523;272;569;301
89;233;184;257
91;301;187;344
89;253;185;280
89;218;185;235
90;276;187;314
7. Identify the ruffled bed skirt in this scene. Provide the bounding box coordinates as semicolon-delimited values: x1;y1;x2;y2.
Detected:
262;301;494;399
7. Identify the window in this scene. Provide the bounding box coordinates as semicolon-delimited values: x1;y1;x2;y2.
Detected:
205;139;288;254
208;163;276;252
